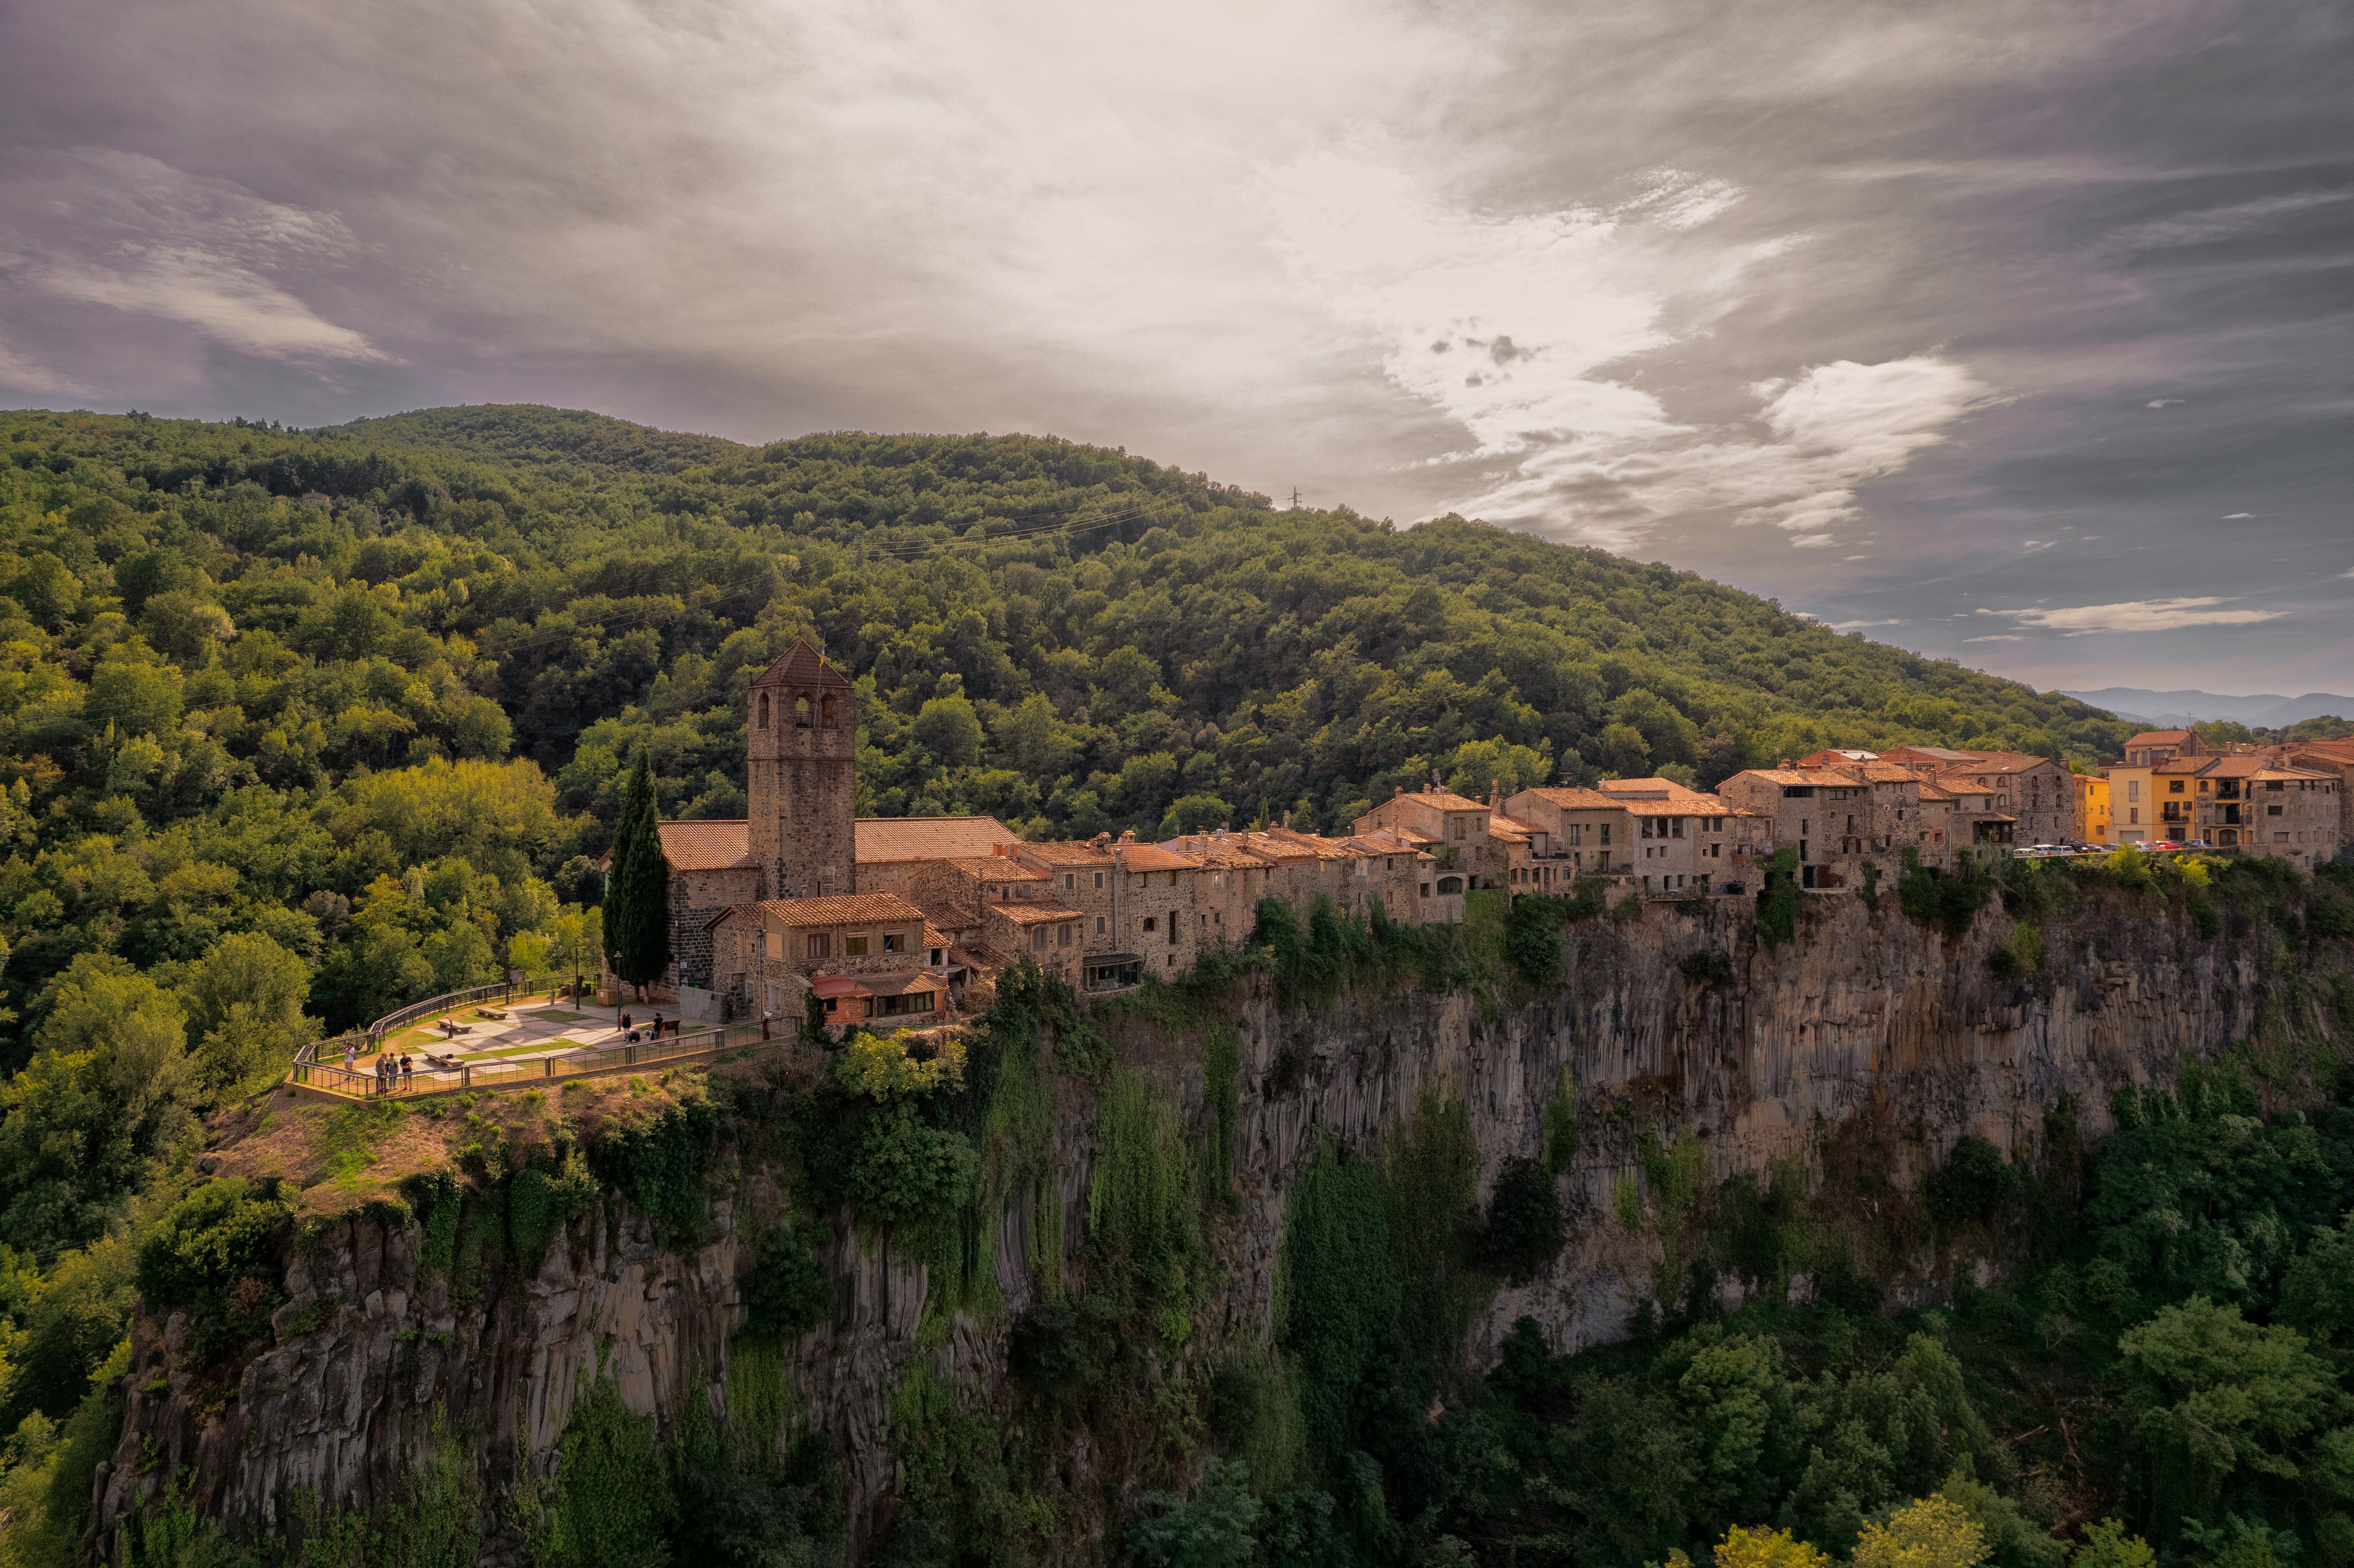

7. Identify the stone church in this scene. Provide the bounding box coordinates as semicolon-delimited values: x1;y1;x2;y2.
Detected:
636;638;1014;1001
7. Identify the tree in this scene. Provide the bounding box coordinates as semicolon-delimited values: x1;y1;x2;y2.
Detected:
1714;1524;1832;1568
1854;1494;1990;1568
179;930;316;1093
604;747;669;1000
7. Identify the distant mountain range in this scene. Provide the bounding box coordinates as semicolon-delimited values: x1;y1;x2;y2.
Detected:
2063;688;2354;729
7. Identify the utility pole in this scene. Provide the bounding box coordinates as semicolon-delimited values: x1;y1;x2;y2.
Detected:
1288;486;1303;510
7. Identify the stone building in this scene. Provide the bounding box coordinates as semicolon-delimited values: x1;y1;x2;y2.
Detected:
1878;746;2073;847
613;639;1021;997
1353;785;1509;887
1719;756;1949;889
1498;787;1632;880
704;892;935;1022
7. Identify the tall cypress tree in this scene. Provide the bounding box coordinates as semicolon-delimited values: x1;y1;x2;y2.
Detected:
606;748;669;999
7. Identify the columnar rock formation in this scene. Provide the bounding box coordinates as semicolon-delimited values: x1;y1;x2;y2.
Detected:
93;892;2340;1562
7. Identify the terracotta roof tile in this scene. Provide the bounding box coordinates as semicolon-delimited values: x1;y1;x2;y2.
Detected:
1512;787;1628;811
1015;840;1119;865
1114;845;1201;871
855;816;1018;862
750;893;928;926
656;820;754;870
987;903;1086;925
2125;730;2195;747
749;637;850;689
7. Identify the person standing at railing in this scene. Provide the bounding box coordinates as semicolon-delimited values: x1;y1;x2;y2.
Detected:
401;1054;414;1091
652;1011;665;1042
345;1041;358;1074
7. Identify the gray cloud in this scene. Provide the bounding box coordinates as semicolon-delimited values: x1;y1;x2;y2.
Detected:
1;0;2348;694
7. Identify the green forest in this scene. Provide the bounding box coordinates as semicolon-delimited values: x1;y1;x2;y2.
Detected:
0;403;2307;1568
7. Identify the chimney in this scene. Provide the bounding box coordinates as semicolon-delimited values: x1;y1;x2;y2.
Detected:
1394;785;1404;799
1778;759;1793;769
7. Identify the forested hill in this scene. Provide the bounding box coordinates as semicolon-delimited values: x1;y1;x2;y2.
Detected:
6;403;2125;841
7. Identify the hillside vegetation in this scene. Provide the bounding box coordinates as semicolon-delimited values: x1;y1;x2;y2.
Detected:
0;403;2158;1566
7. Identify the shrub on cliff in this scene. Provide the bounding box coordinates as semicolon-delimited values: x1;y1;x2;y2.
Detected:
847;1104;979;1228
1924;1136;2021;1231
1486;1157;1566;1286
1898;849;1996;940
134;1177;293;1340
742;1223;831;1341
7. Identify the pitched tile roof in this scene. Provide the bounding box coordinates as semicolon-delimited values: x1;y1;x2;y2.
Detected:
855;816;1018;862
657;820;754;870
2126;730;2195;747
1510;787;1628;811
1113;844;1202;871
1015;839;1120;866
936;856;1048;880
987;902;1086;925
749;637;851;689
1373;787;1489;812
745;893;927;926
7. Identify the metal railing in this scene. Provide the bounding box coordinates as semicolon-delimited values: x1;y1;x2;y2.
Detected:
295;1018;776;1101
290;973;591;1083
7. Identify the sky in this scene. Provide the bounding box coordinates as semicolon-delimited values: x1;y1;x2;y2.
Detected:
1;0;2349;697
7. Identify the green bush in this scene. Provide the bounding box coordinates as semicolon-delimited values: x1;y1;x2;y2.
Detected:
134;1178;293;1342
1485;1156;1566;1285
849;1104;979;1228
1757;847;1800;945
1542;1066;1581;1177
591;1094;719;1246
742;1223;831;1341
1924;1136;2020;1229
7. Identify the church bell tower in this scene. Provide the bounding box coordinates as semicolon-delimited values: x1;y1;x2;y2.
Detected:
745;639;856;901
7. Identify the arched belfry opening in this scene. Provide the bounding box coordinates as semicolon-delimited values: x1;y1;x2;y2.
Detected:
746;637;858;905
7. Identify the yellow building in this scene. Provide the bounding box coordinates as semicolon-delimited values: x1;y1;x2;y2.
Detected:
2073;772;2111;845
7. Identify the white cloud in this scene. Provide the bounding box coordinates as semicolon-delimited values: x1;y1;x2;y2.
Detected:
0;331;88;396
2111;190;2353;252
2223;512;2252;519
1829;618;1902;629
3;149;384;364
2022;540;2056;552
1264;148;1993;553
2147;398;2183;408
1974;597;2285;635
1964;634;2024;643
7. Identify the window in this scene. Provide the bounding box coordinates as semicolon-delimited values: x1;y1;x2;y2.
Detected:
1058;924;1071;947
845;936;869;956
1436;875;1464;894
794;694;811;728
882;932;902;954
2169;780;2184;794
1033;928;1048;950
821;693;838;728
1093;871;1104;889
757;692;770;729
1096;915;1105;934
2128;781;2140;802
1169;910;1179;945
1452;817;1466;840
806;933;828;961
1065;874;1076;891
1641;818;1655;840
1599;824;1611;846
2269;804;2284;816
1142;917;1156;932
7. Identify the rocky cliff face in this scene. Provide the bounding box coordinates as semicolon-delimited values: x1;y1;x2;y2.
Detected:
91;892;2339;1562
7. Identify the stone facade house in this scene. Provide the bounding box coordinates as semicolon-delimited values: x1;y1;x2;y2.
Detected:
1878;746;2073;847
1353;785;1508;887
1501;787;1634;880
704;892;937;1027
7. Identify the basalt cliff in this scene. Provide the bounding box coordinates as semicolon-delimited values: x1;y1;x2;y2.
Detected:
89;887;2349;1563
